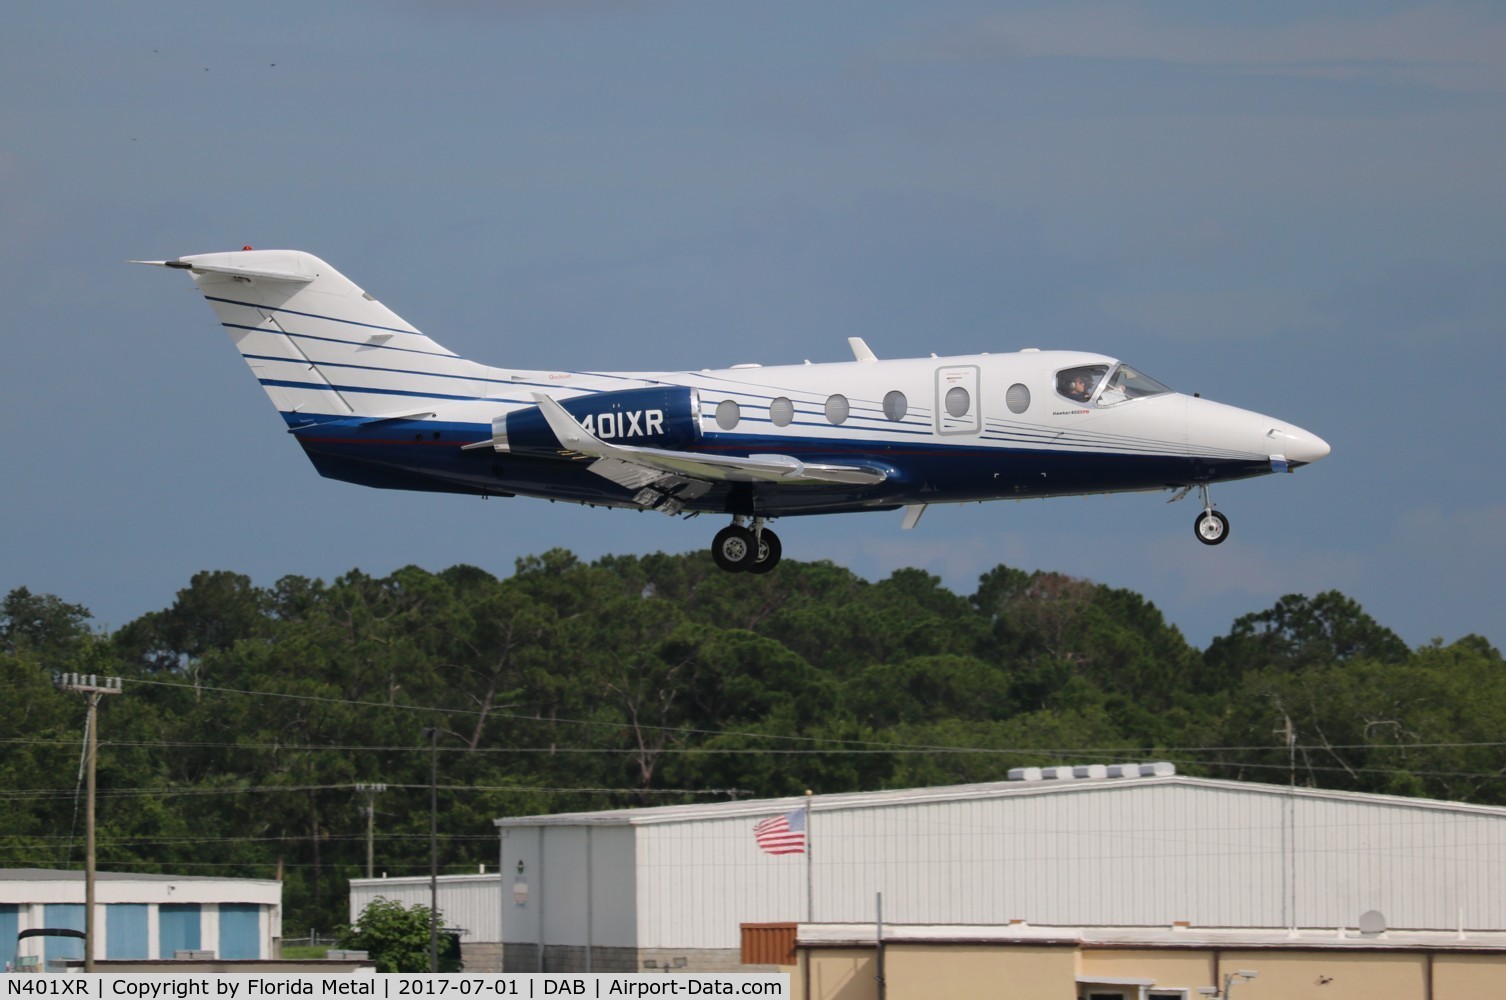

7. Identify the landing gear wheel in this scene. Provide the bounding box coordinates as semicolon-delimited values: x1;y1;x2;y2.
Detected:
712;525;758;572
1195;509;1230;546
747;528;782;574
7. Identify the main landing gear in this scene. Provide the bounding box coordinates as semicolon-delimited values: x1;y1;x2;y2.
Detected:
711;517;782;574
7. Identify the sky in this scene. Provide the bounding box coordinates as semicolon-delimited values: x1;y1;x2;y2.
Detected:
2;1;1503;652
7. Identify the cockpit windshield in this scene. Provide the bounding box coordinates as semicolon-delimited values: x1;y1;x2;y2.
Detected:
1097;363;1172;405
1057;363;1171;405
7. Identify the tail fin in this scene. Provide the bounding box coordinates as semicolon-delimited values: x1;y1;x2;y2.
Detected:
142;249;487;420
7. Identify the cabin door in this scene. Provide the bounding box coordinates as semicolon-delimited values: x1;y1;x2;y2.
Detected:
934;365;981;435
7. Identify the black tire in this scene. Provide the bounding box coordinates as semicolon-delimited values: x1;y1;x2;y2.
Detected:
1194;509;1230;546
712;525;757;572
747;529;782;574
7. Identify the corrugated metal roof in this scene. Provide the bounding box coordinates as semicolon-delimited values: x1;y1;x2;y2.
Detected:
349;873;498;889
800;923;1506;952
493;774;1506;829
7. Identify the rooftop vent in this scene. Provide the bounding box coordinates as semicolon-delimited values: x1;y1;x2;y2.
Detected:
1008;762;1176;782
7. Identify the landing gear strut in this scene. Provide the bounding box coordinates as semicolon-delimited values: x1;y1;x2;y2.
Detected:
1192;484;1229;546
711;517;782;573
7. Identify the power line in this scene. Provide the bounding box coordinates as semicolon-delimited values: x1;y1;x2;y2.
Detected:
6;733;1506;754
0;782;749;800
14;675;1506;761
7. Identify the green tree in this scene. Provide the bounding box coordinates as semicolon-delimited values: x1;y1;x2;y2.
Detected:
2;587;94;655
337;898;460;973
1203;590;1409;690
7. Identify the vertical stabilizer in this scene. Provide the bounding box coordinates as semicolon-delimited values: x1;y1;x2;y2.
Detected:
145;249;486;419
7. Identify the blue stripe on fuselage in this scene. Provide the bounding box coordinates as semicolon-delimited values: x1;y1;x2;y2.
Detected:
280;411;1274;514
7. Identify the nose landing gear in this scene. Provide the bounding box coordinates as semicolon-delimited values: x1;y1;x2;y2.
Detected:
1192;484;1229;545
711;517;783;573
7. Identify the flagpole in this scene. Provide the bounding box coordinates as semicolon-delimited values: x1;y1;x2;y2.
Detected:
804;790;814;923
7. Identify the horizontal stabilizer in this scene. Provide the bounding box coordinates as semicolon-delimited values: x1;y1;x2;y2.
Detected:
132;254;317;283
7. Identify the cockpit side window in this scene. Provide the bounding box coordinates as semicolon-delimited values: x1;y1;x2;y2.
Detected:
1056;365;1108;403
1097;363;1172;405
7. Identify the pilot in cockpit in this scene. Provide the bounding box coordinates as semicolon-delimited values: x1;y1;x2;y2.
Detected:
1061;370;1095;403
1065;372;1090;402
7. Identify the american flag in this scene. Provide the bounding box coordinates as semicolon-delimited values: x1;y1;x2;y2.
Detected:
754;808;807;855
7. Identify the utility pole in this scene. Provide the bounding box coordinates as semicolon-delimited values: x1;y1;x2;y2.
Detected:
421;727;440;974
54;673;123;973
354;783;387;879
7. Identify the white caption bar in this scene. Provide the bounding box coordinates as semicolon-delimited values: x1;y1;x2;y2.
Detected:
3;974;790;1000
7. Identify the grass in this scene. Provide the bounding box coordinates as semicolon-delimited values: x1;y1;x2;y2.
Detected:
281;945;330;960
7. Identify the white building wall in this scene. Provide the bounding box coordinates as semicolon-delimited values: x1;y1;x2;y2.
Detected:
0;871;281;961
587;826;637;949
500;829;541;949
510;826;638;950
799;781;1506;933
348;874;502;942
542;828;587;948
1292;794;1506;930
202;905;219;956
498;777;1506;954
637;812;808;950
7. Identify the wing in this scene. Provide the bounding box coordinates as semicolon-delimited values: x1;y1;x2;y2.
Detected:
530;393;889;491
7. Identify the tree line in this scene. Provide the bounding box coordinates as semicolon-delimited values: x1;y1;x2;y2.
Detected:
2;550;1501;934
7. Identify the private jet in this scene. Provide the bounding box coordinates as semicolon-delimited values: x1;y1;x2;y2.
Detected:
140;249;1329;573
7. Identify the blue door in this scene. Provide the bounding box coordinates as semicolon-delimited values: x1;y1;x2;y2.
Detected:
218;904;261;960
42;904;85;969
1;905;18;970
158;903;201;958
107;904;149;959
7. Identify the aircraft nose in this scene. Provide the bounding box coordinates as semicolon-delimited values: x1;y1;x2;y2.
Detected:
1272;425;1331;466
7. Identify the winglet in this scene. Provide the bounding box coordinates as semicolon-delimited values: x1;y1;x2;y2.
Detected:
848;337;878;363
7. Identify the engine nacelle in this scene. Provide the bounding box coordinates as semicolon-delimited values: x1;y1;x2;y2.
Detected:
492;385;702;456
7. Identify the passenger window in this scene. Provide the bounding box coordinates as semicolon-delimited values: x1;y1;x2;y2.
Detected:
769;397;794;427
945;386;970;418
716;399;740;430
825;394;849;425
883;390;908;422
1006;383;1030;414
1056;365;1108;403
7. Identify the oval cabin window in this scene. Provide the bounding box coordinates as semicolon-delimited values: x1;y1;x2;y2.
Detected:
825;394;850;425
883;390;908;422
716;399;740;430
769;397;794;427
